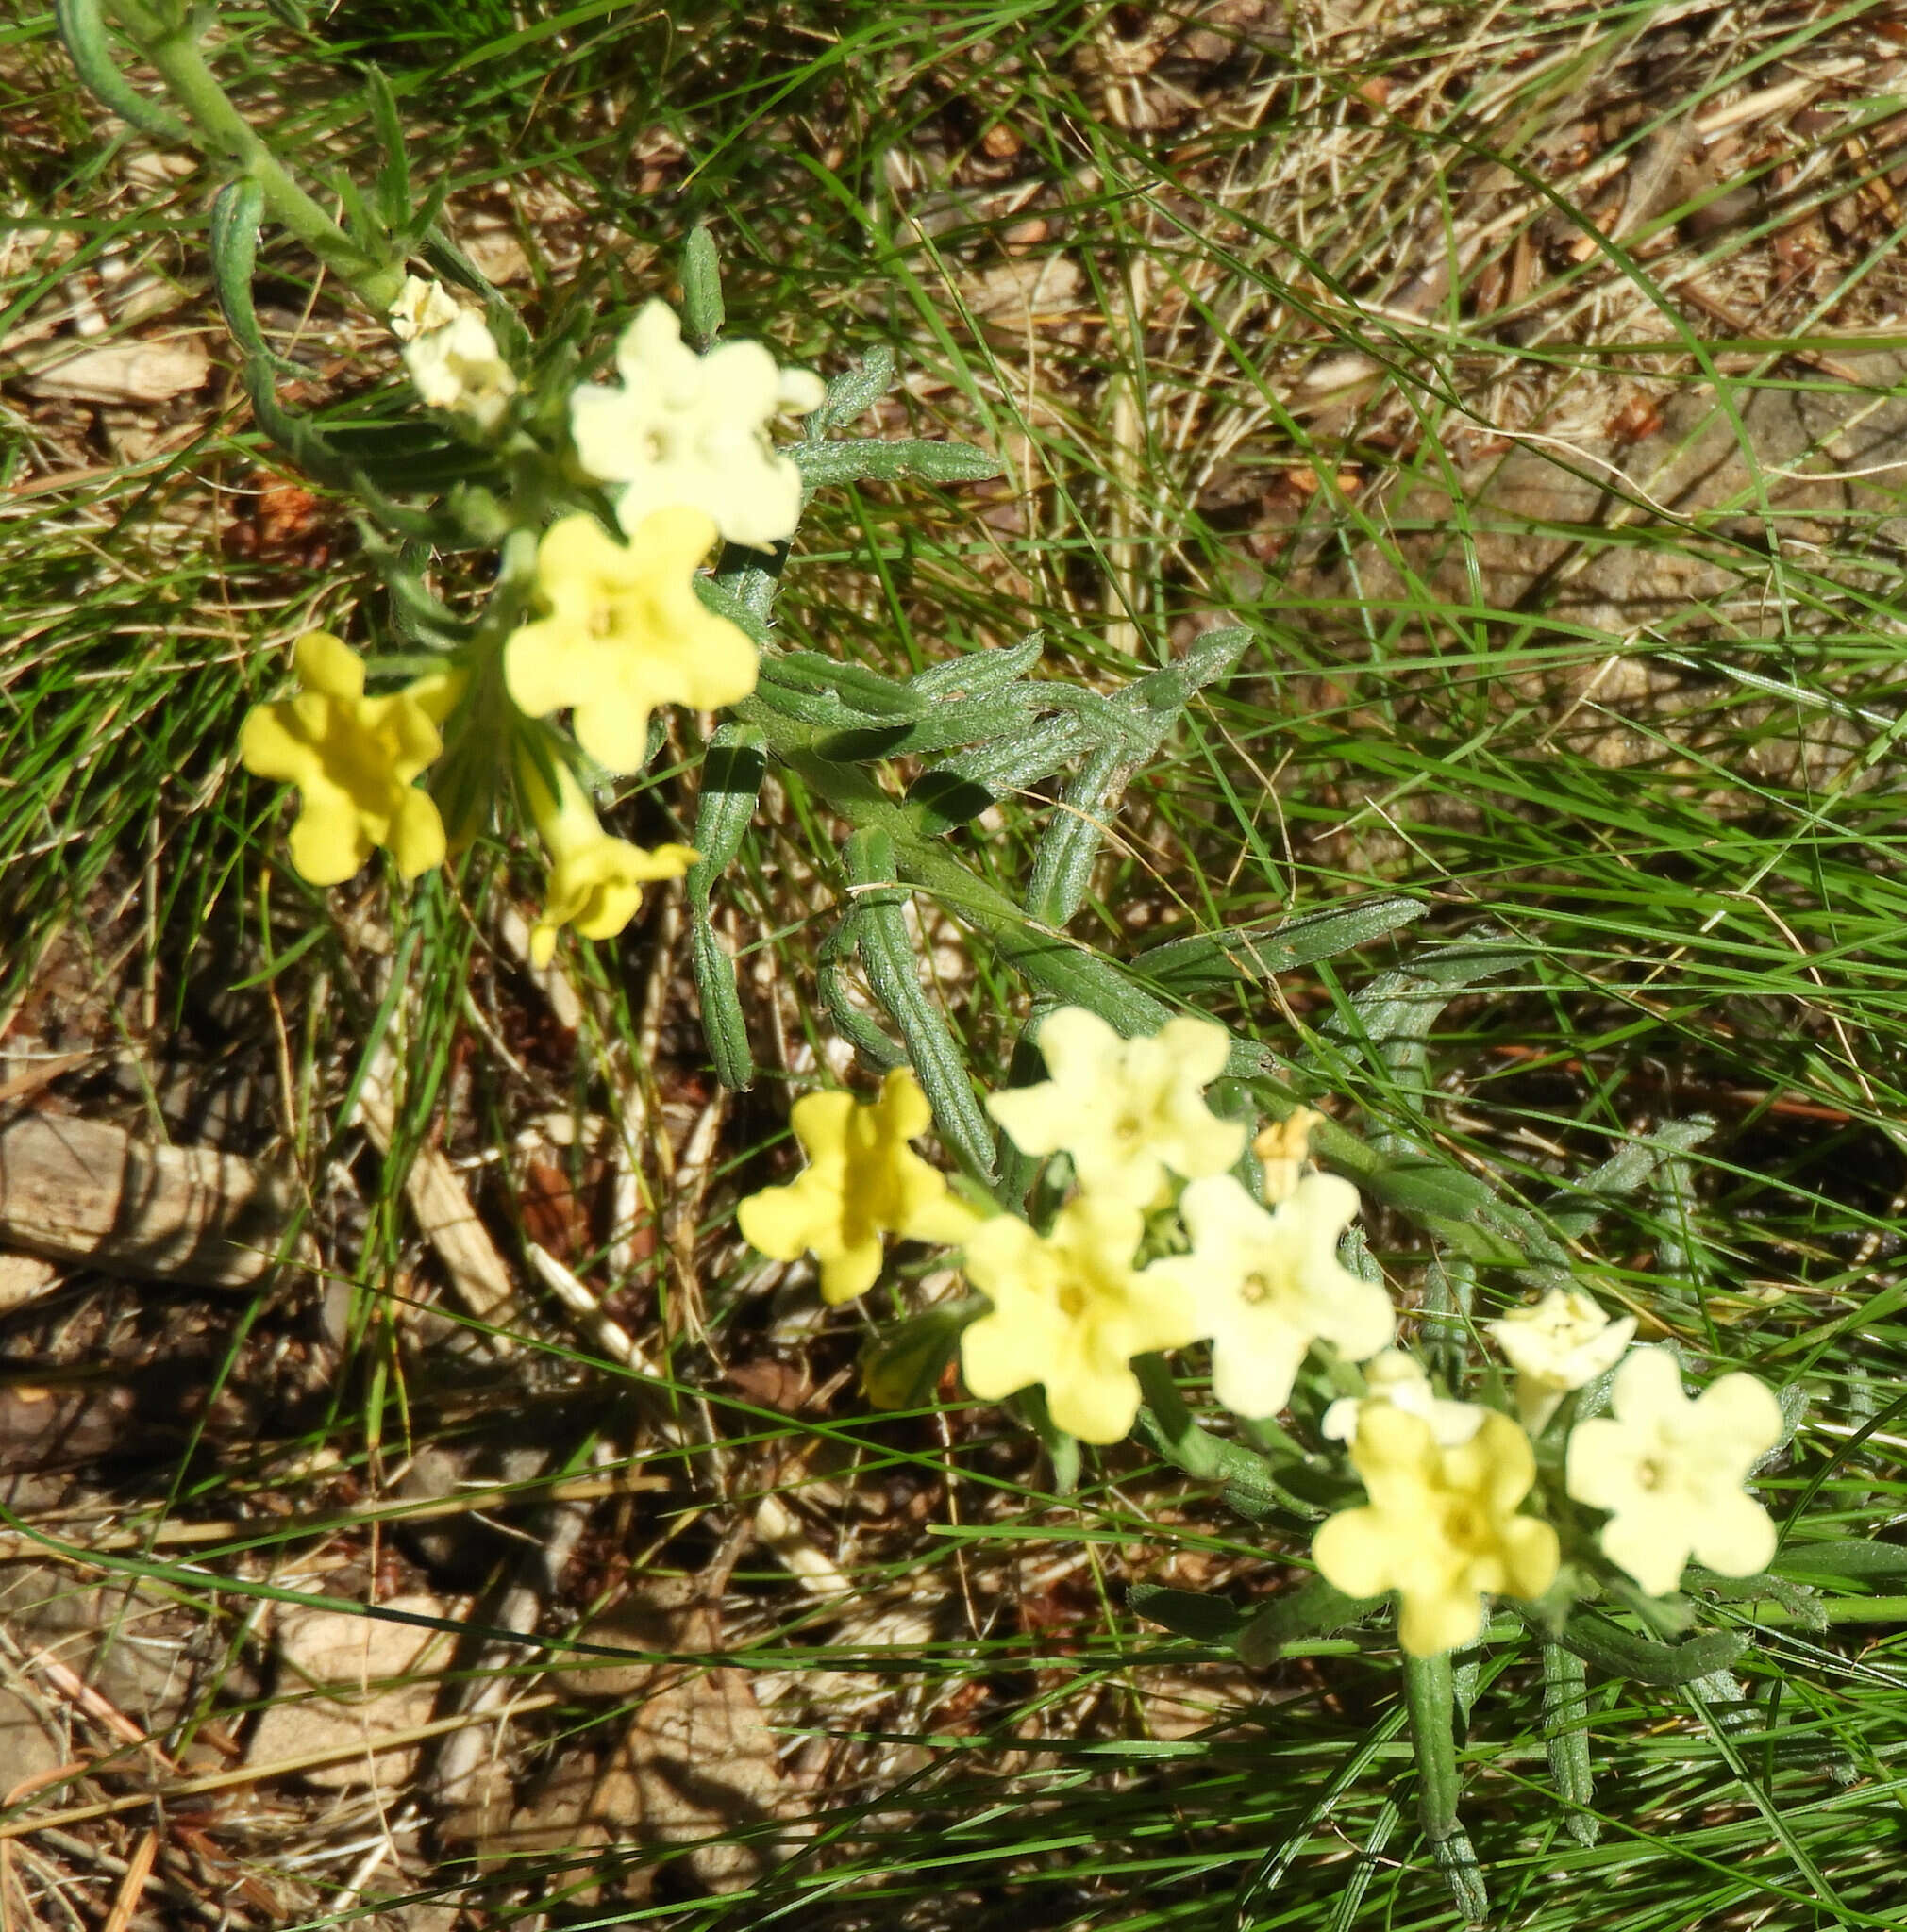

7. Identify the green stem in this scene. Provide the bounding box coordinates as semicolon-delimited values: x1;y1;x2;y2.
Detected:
104;0;401;311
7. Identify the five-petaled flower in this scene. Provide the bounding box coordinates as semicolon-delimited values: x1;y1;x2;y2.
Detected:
1144;1171;1393;1420
737;1068;981;1305
1564;1345;1782;1597
985;1007;1246;1204
960;1194;1201;1443
1489;1288;1636;1431
518;753;697;968
570;300;826;551
1313;1404;1560;1657
503;508;758;774
399;304;518;430
240;630;461;887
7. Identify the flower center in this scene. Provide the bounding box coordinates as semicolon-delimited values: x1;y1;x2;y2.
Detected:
1113;1113;1144;1145
1240;1271;1271;1306
1634;1457;1666;1492
1058;1282;1087;1319
643;428;671;464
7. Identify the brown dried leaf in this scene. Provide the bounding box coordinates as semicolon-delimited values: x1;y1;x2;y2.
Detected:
25;336;210;403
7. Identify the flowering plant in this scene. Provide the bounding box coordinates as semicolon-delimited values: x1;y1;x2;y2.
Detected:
64;6;1862;1919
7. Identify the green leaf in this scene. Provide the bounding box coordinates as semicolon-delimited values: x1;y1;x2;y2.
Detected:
1542;1641;1599;1847
810;346;895;430
847;832;998;1182
686;724;767;1092
1558;1611;1748;1686
908;634;1045;700
679;223;725;351
1544;1115;1717;1239
1025;740;1125;927
859;1298;982;1410
1770;1539;1907;1580
1132;896;1431;997
768;651;928;717
791;437;1002;491
1235;1578;1375;1664
818;692;1032;763
55;0;189;143
363;63;410;242
1129;1585;1246;1644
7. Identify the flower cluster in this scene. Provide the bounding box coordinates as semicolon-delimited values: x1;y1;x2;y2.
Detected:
737;1008;1788;1657
238;282;821;961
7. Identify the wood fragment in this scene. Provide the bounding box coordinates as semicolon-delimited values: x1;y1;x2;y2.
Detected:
97;1830;157;1932
0;1108;307;1288
354;1064;519;1341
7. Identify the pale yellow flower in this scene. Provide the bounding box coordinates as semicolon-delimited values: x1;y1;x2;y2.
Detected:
1144;1172;1393;1420
1489;1289;1637;1431
518;755;696;968
961;1193;1201;1442
1564;1345;1782;1597
737;1068;981;1305
570;300;827;550
388;275;459;342
400;307;518;429
985;1007;1246;1203
1321;1348;1487;1448
1313;1404;1560;1657
503;508;758;774
239;631;460;886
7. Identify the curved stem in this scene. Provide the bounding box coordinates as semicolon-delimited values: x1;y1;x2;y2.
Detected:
104;0;401;311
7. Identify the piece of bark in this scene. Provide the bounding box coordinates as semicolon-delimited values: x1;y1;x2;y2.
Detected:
0;1108;305;1288
355;1072;519;1341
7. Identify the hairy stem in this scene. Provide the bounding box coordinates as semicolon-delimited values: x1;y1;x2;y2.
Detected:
103;0;402;310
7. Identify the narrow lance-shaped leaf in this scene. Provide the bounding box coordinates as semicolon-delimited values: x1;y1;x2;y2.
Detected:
792;437;1003;491
679;224;724;351
1131;895;1431;998
766;652;928;717
846;829;997;1182
1025;740;1126;928
1542;1641;1599;1848
816;913;911;1072
908;634;1045;700
809;345;895;431
55;0;189;143
687;725;767;1091
1405;1652;1491;1925
363;63;411;242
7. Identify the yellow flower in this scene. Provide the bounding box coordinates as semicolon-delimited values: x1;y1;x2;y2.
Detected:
737;1068;981;1305
239;630;460;886
519;754;696;968
1488;1288;1636;1431
400;307;518;429
1564;1345;1782;1597
503;509;758;774
960;1194;1200;1443
1313;1404;1560;1657
569;300;826;550
985;1007;1246;1203
1144;1172;1393;1420
1321;1348;1487;1448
